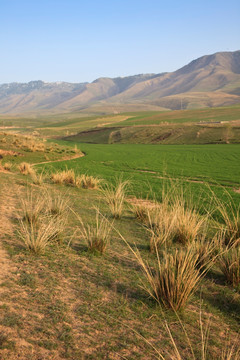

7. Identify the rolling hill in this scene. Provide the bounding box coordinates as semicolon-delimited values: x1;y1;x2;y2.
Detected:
0;50;240;114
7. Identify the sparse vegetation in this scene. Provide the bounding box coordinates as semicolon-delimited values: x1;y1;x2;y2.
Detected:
18;162;35;175
133;245;208;311
100;178;129;219
218;246;240;288
76;208;113;254
0;114;240;359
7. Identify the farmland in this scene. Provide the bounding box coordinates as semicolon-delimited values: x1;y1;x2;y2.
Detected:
0;106;239;359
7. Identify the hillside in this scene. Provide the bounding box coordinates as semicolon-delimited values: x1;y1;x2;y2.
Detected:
0;51;240;114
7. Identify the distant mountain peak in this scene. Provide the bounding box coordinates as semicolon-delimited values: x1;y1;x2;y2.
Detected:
0;50;239;114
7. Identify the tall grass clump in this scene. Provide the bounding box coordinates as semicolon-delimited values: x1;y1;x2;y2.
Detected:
51;169;75;185
126;243;208;311
100;179;129;219
20;191;46;224
19;162;35;176
145;204;176;251
76;174;101;189
18;216;64;253
211;189;240;247
76;209;112;254
172;200;208;245
190;233;218;271
19;189;69;251
30;168;46;185
218;246;240;288
3;162;12;171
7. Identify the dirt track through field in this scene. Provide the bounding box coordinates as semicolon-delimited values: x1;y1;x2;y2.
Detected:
0;182;18;287
32;152;85;166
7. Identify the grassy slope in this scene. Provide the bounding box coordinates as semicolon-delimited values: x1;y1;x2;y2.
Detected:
0;109;240;359
0;169;239;359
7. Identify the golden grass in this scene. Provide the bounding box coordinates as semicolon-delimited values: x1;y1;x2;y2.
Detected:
76;208;113;254
3;162;12;171
211;188;240;247
18;215;65;253
51;169;75;185
145;204;176;251
218;245;240;287
76;174;101;189
30;169;46;185
172;200;207;245
100;179;129;219
19;162;35;176
19;189;69;250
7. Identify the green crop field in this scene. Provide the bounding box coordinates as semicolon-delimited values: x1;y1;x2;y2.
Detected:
39;141;240;209
0;107;240;359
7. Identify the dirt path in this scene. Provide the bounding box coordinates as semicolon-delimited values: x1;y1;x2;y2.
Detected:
0;181;18;287
32;152;85;166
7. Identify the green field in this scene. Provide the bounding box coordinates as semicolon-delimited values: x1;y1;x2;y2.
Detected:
0;107;240;359
40;142;240;203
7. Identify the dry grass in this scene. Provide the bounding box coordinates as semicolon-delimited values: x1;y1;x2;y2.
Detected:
20;190;46;224
172;200;208;245
76;208;113;254
100;179;129;219
190;233;218;271
18;215;64;253
19;162;35;175
76;174;101;189
218;245;240;288
131;308;240;360
3;162;12;171
19;189;69;249
145;204;176;251
212;189;240;247
30;168;46;185
51;169;75;185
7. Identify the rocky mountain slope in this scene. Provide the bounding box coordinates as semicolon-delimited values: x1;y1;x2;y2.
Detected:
0;51;240;114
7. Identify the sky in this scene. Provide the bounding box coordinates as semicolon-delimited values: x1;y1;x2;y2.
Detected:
0;0;239;84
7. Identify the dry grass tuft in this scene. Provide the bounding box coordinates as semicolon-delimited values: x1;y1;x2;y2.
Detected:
218;245;240;288
3;162;12;171
19;189;69;250
100;179;129;219
18;216;64;253
125;242;207;311
20;191;46;224
19;162;35;176
145;204;176;251
76;174;101;189
30;169;46;185
212;189;240;247
51;169;75;185
76;209;113;254
172;201;207;245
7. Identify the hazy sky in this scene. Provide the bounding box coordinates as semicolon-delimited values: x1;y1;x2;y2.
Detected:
1;0;239;83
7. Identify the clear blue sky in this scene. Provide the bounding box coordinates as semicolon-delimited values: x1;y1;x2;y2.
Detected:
0;0;239;83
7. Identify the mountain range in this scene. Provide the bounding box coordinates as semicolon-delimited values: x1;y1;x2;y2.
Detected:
0;50;240;114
